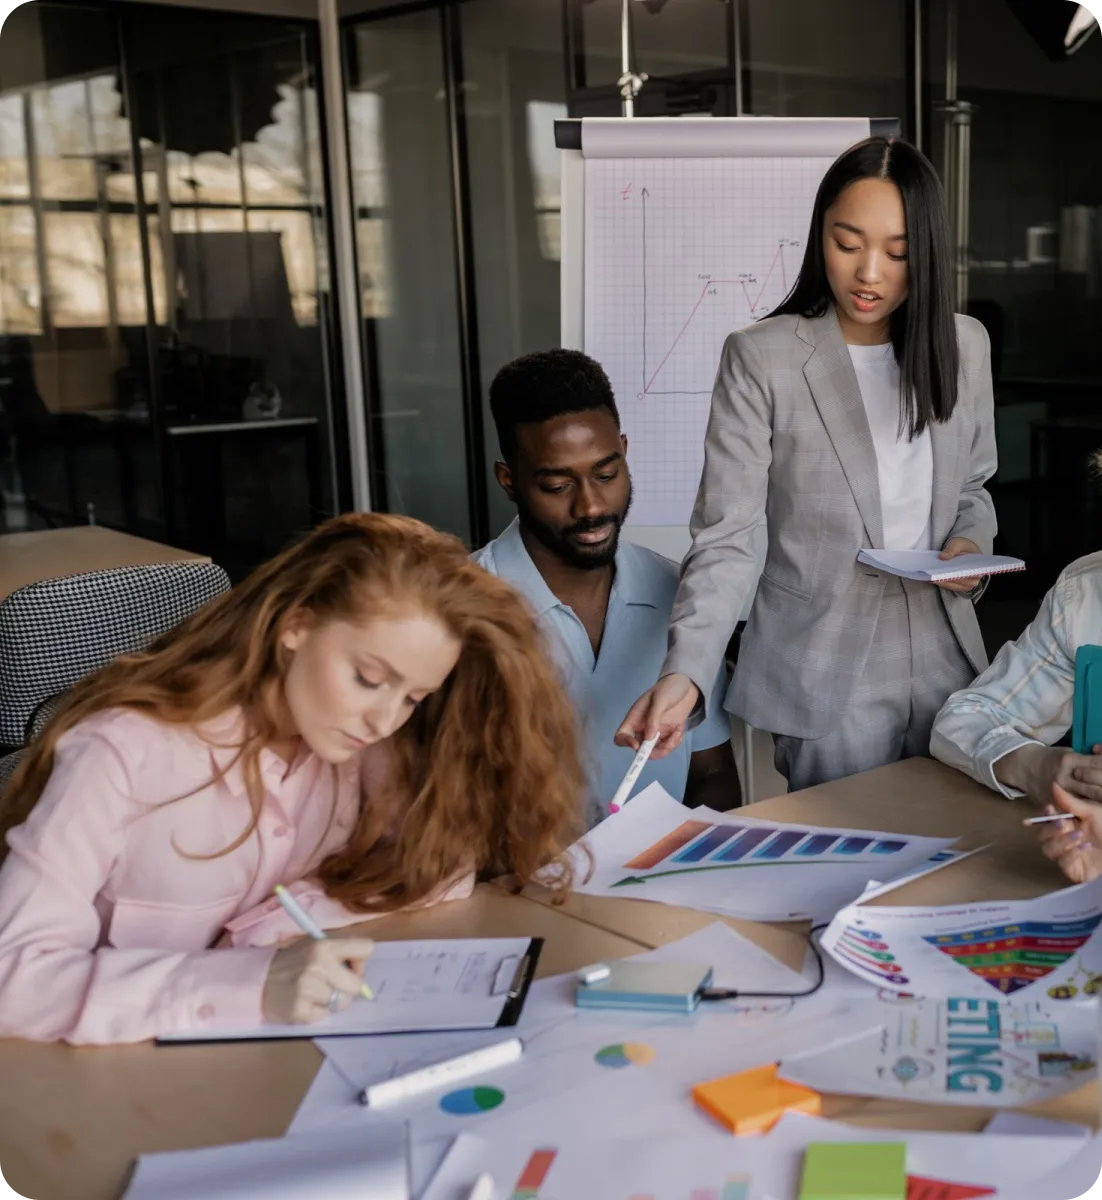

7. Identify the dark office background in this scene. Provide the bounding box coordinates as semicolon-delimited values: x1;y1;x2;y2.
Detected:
1;0;1100;658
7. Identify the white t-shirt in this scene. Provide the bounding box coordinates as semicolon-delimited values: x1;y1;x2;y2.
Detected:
848;341;933;551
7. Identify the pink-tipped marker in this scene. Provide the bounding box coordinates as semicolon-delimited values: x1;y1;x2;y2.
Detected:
609;733;660;813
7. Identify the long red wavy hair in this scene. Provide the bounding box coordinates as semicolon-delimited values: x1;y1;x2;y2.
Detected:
1;513;586;910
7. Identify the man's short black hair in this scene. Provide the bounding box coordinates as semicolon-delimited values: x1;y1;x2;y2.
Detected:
489;349;620;465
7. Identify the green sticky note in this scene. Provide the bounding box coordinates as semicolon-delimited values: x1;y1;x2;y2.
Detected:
799;1142;907;1200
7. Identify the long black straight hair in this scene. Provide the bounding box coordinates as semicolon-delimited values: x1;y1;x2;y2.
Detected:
769;136;959;438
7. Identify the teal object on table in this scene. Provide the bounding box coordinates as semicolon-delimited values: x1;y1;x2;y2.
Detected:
1073;645;1102;755
574;961;713;1013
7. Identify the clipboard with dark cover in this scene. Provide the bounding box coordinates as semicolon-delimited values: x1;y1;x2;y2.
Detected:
155;937;544;1045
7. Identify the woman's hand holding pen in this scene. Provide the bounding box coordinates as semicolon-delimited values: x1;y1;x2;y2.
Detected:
616;673;700;759
1030;784;1102;884
935;536;983;593
261;936;376;1025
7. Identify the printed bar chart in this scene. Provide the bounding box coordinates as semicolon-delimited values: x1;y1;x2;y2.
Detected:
713;829;773;862
623;822;910;874
795;833;839;856
509;1149;557;1199
753;830;804;859
924;916;1102;995
673;827;741;863
625;821;711;870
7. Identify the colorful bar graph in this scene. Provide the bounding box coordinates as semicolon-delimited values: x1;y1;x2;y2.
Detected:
624;819;915;873
834;836;872;855
794;833;839;856
712;827;773;861
753;830;805;859
510;1149;557;1199
673;826;741;862
625;821;711;869
723;1178;751;1200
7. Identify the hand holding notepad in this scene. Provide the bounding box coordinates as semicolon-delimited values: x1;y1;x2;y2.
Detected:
857;549;1025;583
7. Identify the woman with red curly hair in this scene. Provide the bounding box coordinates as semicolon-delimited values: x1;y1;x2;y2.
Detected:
0;513;584;1044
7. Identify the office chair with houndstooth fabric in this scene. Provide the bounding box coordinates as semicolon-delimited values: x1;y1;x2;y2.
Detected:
0;560;231;793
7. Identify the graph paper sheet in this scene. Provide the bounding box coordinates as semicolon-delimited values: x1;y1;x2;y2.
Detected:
568;784;958;923
583;155;829;526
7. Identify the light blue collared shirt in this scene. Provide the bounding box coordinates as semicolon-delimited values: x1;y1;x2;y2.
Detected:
473;518;731;818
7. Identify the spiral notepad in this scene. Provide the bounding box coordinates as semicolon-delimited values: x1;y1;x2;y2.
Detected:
857;549;1026;583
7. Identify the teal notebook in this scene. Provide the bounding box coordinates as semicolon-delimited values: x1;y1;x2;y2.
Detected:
574;961;713;1013
1073;645;1102;755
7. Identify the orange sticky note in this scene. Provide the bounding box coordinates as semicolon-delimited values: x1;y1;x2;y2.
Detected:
692;1063;821;1135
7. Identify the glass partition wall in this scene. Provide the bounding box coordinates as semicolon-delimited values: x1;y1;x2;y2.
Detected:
339;0;915;548
0;2;343;577
2;0;1098;608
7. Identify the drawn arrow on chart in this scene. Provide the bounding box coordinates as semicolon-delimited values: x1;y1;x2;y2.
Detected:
641;186;649;395
610;860;858;887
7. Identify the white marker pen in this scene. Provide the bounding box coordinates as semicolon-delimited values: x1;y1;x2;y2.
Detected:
609;733;660;813
359;1037;523;1107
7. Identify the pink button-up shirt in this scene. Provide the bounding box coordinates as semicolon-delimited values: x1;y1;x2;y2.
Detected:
0;708;473;1045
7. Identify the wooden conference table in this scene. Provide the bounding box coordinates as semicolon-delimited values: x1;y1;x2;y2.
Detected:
0;757;1096;1199
0;526;207;602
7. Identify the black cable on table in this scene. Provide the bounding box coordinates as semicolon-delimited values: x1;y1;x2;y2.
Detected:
698;922;828;1003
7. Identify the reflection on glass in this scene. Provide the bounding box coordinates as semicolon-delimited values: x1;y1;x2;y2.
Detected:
346;13;471;542
745;0;906;118
579;0;728;88
111;214;165;327
130;22;336;567
0;206;39;333
526;100;566;262
347;91;389;318
0;3;336;558
460;0;568;538
0;93;28;197
43;211;108;327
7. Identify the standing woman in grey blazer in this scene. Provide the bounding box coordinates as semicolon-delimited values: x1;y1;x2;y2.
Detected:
617;136;997;792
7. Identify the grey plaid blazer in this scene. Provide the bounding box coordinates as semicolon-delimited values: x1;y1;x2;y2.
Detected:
662;307;997;740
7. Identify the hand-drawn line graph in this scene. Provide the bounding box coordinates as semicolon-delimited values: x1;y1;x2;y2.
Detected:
584;155;829;525
639;183;801;399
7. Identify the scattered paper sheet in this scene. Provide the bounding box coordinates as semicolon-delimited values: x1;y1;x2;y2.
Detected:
984;1112;1091;1139
567;784;959;922
122;1123;409;1200
990;1130;1102;1200
823;877;1102;1000
420;1112;1090;1200
761;1112;1093;1200
779;989;1098;1107
157;937;533;1042
288;924;855;1186
287;1063;453;1199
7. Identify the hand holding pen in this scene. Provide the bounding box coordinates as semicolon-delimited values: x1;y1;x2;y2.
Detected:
259;885;376;1025
1025;784;1102;885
